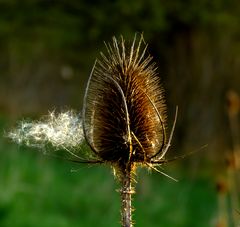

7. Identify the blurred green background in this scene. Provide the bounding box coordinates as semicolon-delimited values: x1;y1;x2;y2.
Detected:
1;0;240;226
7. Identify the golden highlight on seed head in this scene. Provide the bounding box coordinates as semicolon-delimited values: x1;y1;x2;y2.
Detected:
83;35;167;164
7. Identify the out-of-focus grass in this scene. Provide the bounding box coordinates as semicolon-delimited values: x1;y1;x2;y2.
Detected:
0;116;217;227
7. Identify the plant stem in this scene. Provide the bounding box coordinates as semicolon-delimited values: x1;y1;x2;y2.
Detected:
120;163;134;227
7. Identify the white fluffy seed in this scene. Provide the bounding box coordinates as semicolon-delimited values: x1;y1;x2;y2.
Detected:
8;111;84;150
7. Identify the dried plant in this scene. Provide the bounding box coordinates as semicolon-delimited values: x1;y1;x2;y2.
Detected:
8;34;177;227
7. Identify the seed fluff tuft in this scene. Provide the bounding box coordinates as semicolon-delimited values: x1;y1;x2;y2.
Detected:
8;111;84;150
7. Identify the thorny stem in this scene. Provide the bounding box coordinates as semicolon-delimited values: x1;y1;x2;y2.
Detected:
119;162;135;227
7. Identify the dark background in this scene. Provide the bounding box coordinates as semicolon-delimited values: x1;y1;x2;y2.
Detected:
0;0;240;226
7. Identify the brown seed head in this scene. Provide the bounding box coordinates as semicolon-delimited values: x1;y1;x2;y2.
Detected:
83;35;167;164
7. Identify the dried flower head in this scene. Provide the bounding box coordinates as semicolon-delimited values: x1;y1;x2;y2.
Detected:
83;35;177;169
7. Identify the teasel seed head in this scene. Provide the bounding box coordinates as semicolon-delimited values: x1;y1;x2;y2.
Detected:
83;35;167;166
